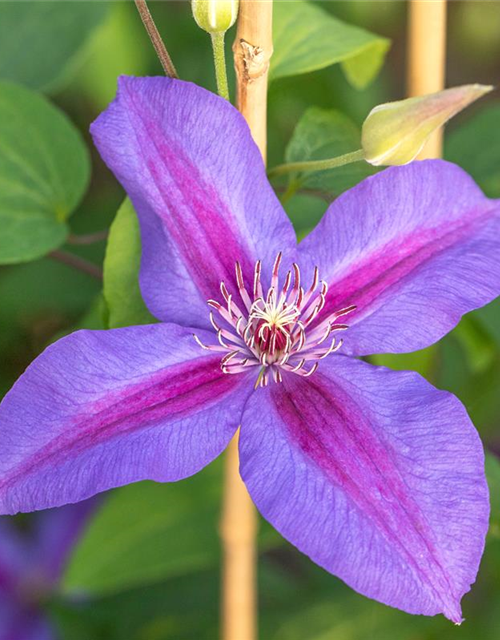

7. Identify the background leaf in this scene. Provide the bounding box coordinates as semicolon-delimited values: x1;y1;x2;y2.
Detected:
486;453;500;539
271;0;390;88
283;107;376;198
62;463;223;597
103;199;156;328
57;530;500;640
0;1;109;92
74;2;150;110
283;193;328;238
62;459;281;597
445;103;500;198
0;82;90;264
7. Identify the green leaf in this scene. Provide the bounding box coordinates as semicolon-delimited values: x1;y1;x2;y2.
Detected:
445;103;500;198
284;107;376;197
340;39;392;90
62;450;281;597
0;82;90;264
0;1;109;92
51;295;107;345
486;452;500;539
370;346;438;381
62;463;223;597
284;193;328;238
453;315;497;374
271;0;390;88
55;570;221;640
476;298;500;348
103;199;156;329
75;2;150;110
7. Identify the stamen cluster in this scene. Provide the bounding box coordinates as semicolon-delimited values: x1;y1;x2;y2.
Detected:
194;253;355;386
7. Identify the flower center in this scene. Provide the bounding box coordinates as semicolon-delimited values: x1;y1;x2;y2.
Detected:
194;253;356;386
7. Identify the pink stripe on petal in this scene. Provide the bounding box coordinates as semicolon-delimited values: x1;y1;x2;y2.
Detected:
0;324;254;514
91;77;296;329
0;358;231;493
298;161;500;355
239;356;488;621
319;203;494;321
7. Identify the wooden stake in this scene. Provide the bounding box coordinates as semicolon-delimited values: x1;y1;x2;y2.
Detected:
407;0;447;158
221;433;258;640
233;0;274;161
220;3;274;639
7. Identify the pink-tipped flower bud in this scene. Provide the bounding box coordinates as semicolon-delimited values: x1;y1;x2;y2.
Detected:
362;84;494;166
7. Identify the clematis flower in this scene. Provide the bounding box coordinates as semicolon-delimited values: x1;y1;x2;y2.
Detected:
1;77;500;623
0;501;95;640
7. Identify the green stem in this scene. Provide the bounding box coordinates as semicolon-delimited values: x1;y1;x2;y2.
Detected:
268;148;365;179
279;178;302;206
211;31;230;100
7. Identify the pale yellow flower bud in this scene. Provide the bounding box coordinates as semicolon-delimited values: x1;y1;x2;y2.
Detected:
192;0;239;34
362;84;494;166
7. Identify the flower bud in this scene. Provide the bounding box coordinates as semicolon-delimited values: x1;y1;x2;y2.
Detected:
192;0;239;34
362;84;494;166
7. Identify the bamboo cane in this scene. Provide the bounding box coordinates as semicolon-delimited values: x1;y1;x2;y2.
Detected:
220;433;258;640
233;0;274;161
220;3;274;639
407;0;447;158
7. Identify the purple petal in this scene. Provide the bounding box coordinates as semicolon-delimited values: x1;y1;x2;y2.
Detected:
298;160;500;355
34;498;99;582
239;356;488;621
91;76;296;329
0;520;29;592
0;324;254;514
0;610;54;640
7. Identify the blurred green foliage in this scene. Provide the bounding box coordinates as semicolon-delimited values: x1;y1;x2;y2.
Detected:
445;104;500;198
0;1;110;92
0;1;499;639
281;107;376;202
0;82;90;263
271;0;390;88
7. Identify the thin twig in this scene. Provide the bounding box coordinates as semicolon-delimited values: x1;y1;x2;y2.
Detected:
49;250;103;281
134;0;178;78
67;231;109;246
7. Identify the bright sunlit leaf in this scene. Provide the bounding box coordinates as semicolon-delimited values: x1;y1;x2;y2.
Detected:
103;199;156;329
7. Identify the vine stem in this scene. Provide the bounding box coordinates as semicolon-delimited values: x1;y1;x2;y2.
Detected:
67;231;108;245
220;3;274;640
268;149;365;180
133;0;178;78
407;0;447;158
211;32;230;101
49;250;102;281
